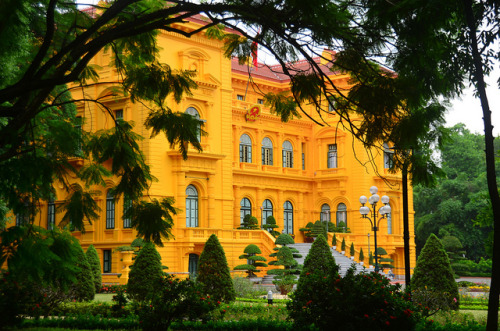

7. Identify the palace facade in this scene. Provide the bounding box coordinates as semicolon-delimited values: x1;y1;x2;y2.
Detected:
21;17;416;283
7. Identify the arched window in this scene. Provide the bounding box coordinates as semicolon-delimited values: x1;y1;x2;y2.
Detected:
262;137;273;165
188;254;199;278
384;143;394;169
186;107;202;142
240;198;252;225
186;185;199;227
106;191;115;229
47;199;55;230
284;201;293;234
328;144;337;168
336;203;347;229
240;134;252;163
320;204;331;222
123;195;132;229
282;141;293;168
261;199;273;226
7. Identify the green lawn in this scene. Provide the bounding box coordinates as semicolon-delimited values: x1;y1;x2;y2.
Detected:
93;293;114;303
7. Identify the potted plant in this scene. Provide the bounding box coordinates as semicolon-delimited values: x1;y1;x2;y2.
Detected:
341;238;346;254
332;233;337;250
299;222;314;243
350;243;355;260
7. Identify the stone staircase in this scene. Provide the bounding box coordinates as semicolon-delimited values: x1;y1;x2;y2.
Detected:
262;243;368;285
290;243;366;277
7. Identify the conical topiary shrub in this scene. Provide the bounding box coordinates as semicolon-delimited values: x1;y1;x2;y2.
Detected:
341;238;346;252
289;234;339;324
197;234;235;302
233;244;268;278
332;233;337;247
85;244;102;293
70;243;95;301
359;248;364;263
350;243;355;257
311;220;326;238
127;242;164;301
411;234;459;310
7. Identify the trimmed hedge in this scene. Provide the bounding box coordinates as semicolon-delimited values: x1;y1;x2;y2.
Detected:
171;319;319;330
21;314;139;330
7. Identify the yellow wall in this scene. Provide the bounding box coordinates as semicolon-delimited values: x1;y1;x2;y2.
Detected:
18;19;416;283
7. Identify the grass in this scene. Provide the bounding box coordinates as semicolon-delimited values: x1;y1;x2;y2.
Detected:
93;293;115;303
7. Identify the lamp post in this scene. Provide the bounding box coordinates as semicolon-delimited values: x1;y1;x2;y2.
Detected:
359;186;391;273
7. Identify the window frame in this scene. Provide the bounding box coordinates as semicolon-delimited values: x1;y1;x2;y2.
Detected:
239;134;252;163
240;198;252;225
261;199;273;226
327;144;337;168
186;185;199;228
282;140;293;168
261;137;273;165
103;250;112;273
336;203;347;229
283;201;294;234
106;191;115;229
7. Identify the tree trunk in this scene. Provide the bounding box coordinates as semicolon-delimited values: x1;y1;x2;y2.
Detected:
463;1;500;330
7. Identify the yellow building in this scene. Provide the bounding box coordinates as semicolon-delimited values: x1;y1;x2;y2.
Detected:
33;17;416;284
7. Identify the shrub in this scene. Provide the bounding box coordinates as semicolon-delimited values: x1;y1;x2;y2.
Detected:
359;248;364;262
238;214;259;230
332;233;337;247
233;244;267;278
341;238;346;251
85;244;102;293
291;235;338;318
411;234;459;311
299;221;314;238
137;275;220;330
268;246;300;294
288;267;422;330
70;242;95;301
350;242;355;257
275;233;295;246
375;247;394;270
197;234;236;302
311;220;326;238
262;216;280;237
127;241;164;301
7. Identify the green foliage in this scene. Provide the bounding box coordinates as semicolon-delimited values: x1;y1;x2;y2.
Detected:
341;238;346;251
292;235;338;315
197;234;236;302
111;287;129;318
412;234;459;311
232;277;267;299
268;246;301;294
137;275;220;330
375;247;394;270
125;197;178;247
238;214;259;230
288;267;421;330
350;242;355;257
299;221;314;238
234;244;268;278
369;252;374;266
451;258;492;277
70;242;95;301
332;233;337;246
311;220;326;238
127;242;164;302
359;248;364;262
275;233;295;246
85;245;102;293
413;125;494;261
20;313;139;330
262;216;280;237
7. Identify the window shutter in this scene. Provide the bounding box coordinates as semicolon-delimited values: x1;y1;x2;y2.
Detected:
269;149;273;165
248;145;252;162
239;144;243;162
282;150;286;167
262;147;265;164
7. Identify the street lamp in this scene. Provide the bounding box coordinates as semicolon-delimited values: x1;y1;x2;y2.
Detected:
359;186;391;273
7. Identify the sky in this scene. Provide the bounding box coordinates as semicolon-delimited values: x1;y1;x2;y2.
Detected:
448;71;500;135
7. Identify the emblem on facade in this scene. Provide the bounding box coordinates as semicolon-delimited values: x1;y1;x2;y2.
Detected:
245;105;261;122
